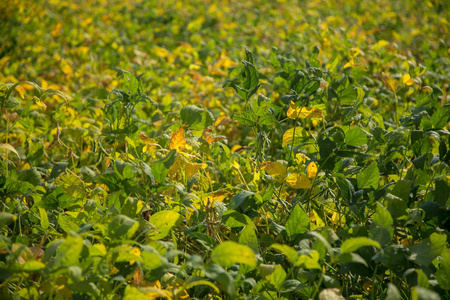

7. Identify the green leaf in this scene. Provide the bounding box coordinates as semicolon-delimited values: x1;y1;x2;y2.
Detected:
227;190;256;211
340;237;381;253
339;85;357;106
180;105;214;130
345;127;368;147
239;224;258;252
296;252;322;269
222;210;249;227
243;46;254;64
409;232;447;266
211;241;256;269
204;263;236;295
334;252;368;267
58;213;80;234
369;205;393;247
240;61;259;91
49;236;84;270
149;210;182;240
357;162;379;189
270;243;299;264
436;248;450;290
122;72;139;96
260;264;286;289
431;104;450;129
39;208;49;230
151;149;177;184
184;278;220;294
18;167;41;186
285;204;309;236
222;81;248;100
0;212;17;226
23;261;45;272
49;162;68;179
108;215;139;240
411;286;441;300
141;251;163;270
385;283;402;300
234;111;257;127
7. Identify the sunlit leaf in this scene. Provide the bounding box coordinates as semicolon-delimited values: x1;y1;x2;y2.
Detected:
287;101;323;119
169;127;186;151
340;237;381;253
0;143;21;160
260;161;287;183
306;162;317;178
285;173;312;189
282;127;309;147
211;241;256;269
382;72;398;93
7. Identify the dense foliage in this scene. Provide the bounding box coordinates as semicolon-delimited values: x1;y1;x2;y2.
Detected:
1;0;449;299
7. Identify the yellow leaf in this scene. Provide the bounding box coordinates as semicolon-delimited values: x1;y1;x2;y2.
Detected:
287;101;323;119
372;40;389;51
129;247;141;265
285;173;312;189
41;78;48;89
295;153;309;165
51;22;62;37
306;162;318;178
312;210;325;227
201;128;227;143
343;59;354;69
381;72;398;93
401;74;415;86
34;96;47;111
169;127;186;151
61;60;73;78
231;145;242;153
260;161;287;183
15;86;25;99
185;162;207;178
282;127;309;147
203;190;230;206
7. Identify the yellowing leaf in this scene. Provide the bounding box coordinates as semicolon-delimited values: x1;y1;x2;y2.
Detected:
285;173;312;189
185;162;206;178
51;22;62;37
203;190;230;206
231;145;242;153
169;127;186;151
0;143;21;160
306;162;318;178
201;128;227;143
282;127;309;147
41;78;48;89
401;74;415;86
295;153;309;165
343;59;354;69
15;86;25;99
382;72;398;93
214;116;232;127
33;97;47;111
287;102;323;119
260;161;287;183
372;40;389;51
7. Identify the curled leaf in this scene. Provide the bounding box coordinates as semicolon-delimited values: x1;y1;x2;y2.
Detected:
0;143;21;160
